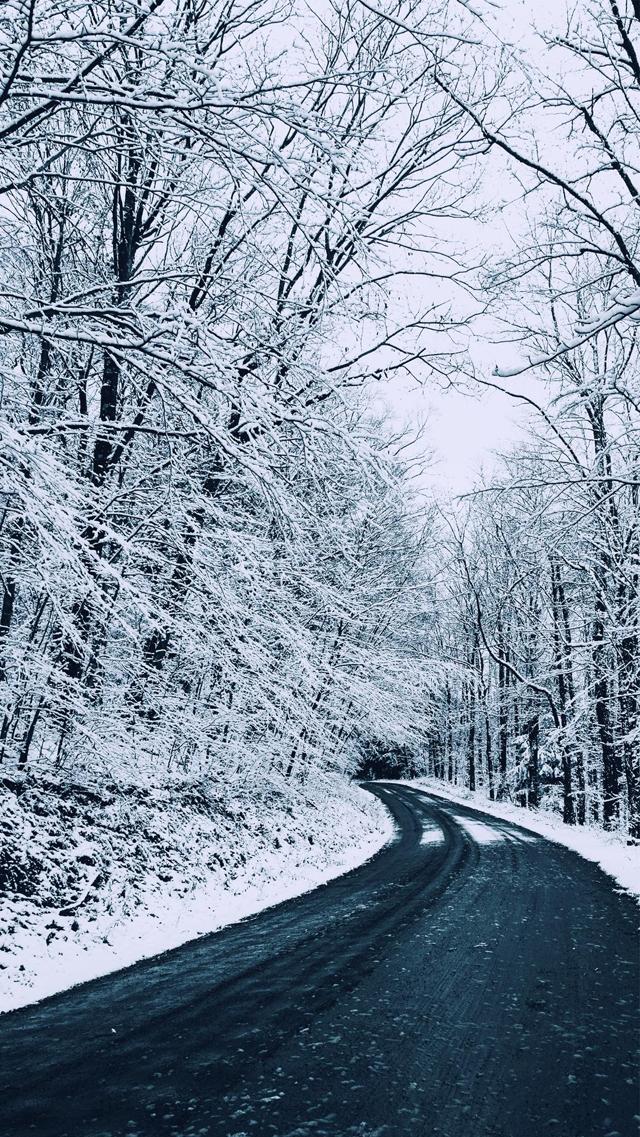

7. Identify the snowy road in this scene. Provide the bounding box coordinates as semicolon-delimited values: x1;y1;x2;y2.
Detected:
0;783;638;1137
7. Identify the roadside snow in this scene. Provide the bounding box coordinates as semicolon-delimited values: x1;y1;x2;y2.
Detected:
401;777;640;900
0;773;394;1015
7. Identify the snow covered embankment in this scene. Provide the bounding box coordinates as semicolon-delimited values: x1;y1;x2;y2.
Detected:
0;774;394;1014
402;777;640;900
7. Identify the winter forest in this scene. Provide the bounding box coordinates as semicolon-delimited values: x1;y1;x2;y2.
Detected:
1;0;638;857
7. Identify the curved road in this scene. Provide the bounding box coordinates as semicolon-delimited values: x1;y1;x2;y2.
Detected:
0;783;638;1137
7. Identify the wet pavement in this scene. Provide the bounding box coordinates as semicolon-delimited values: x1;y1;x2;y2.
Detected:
0;783;638;1137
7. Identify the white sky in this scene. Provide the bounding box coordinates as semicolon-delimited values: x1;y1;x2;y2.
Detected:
374;0;573;499
377;373;534;497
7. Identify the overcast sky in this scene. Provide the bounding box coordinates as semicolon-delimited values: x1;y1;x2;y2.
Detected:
376;368;536;499
373;0;572;499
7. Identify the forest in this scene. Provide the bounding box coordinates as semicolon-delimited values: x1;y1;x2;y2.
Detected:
0;0;638;843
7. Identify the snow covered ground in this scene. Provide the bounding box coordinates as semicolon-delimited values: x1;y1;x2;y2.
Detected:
0;772;394;1014
401;777;640;900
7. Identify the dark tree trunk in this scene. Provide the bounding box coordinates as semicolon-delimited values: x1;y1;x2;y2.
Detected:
497;620;509;799
587;398;622;828
618;487;639;839
593;595;620;829
485;706;495;800
0;570;16;686
445;682;453;782
527;713;540;808
468;681;476;792
550;560;576;825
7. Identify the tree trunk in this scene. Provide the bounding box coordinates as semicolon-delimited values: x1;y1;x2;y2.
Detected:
468;677;476;792
550;560;576;825
527;713;540;808
497;620;509;799
593;595;620;829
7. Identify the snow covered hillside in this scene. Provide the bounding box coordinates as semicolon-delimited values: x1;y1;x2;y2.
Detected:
0;773;393;1014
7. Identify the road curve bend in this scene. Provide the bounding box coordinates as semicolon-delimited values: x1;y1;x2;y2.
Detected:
0;783;637;1137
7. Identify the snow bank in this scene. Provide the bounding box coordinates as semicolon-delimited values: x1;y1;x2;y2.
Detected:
401;777;640;900
0;773;394;1014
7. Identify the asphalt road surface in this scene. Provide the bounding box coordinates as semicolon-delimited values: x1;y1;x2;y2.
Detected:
1;783;638;1137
